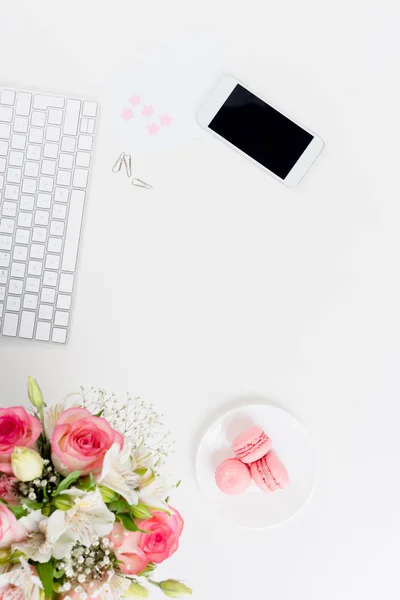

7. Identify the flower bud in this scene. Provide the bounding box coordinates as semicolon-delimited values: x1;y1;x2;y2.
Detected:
124;582;149;598
131;503;152;519
11;447;43;482
99;485;119;503
52;496;74;511
0;547;11;564
158;580;192;598
27;376;43;409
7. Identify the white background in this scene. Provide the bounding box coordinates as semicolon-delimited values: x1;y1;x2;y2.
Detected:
1;1;400;598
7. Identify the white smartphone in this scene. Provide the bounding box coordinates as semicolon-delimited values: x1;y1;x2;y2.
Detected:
197;76;324;187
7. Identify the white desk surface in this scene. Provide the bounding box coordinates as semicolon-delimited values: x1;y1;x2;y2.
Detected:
1;1;400;598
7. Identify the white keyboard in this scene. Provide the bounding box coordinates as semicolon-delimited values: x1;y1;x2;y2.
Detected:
0;87;98;343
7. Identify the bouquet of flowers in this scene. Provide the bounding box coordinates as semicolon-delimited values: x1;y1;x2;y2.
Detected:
0;379;191;600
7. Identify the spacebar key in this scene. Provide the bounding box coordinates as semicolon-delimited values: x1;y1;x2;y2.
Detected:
62;190;85;272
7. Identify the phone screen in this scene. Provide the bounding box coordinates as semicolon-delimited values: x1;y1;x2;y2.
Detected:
208;84;314;179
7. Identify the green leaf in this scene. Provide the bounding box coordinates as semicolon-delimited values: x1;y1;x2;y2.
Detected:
36;560;54;599
116;513;139;532
7;505;28;519
22;499;44;510
53;569;65;579
94;410;104;417
138;562;156;576
175;480;181;488
108;497;130;514
78;473;96;491
53;471;82;496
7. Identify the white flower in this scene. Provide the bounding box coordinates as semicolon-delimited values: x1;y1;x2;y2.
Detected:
91;570;130;600
61;488;115;547
44;393;81;437
0;558;43;600
14;510;75;562
139;476;172;510
95;443;142;505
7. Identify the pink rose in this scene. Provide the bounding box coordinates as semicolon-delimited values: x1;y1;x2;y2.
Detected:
138;507;184;564
51;408;124;475
109;522;149;575
0;407;42;475
0;504;27;548
0;474;20;505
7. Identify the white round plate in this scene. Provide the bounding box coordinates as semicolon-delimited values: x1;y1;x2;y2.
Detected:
195;403;317;529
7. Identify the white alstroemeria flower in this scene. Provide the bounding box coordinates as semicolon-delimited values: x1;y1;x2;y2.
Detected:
91;570;130;600
61;488;115;546
139;476;172;510
44;393;81;437
95;443;142;505
14;510;75;562
0;558;43;600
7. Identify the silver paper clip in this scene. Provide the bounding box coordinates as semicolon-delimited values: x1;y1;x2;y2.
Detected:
123;154;132;178
112;152;125;173
131;178;153;190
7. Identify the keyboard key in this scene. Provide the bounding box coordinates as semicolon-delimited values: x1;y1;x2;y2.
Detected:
52;327;67;344
0;235;12;250
0;124;11;139
43;143;58;158
41;160;56;175
2;202;17;217
0;303;3;317
76;151;90;168
26;277;40;293
54;311;69;327
36;193;51;209
50;221;64;236
0;106;13;122
52;204;67;219
78;135;92;151
32;227;46;243
82;101;97;117
39;177;54;192
0;269;8;284
23;294;38;310
15;229;30;244
0;158;6;172
9;279;23;294
20;195;34;210
0;218;15;234
10;262;25;278
80;118;88;133
33;95;64;110
87;119;95;134
9;151;23;166
59;153;74;169
41;287;55;303
13;246;27;261
34;210;49;226
54;187;69;203
13;117;28;133
61;136;76;152
28;260;43;276
11;134;26;149
17;212;32;228
19;311;35;339
0;287;5;301
38;304;53;320
45;253;60;269
6;168;21;184
0;90;16;106
15;92;32;116
43;271;58;287
72;168;88;188
29;128;43;144
24;162;39;177
4;184;19;200
56;171;71;186
0;141;9;155
3;312;18;336
48;237;62;252
62;190;85;271
30;244;45;259
26;144;41;160
0;174;3;189
63;99;80;135
22;178;37;194
35;321;51;341
48;109;63;125
57;294;71;310
46;126;61;142
6;296;21;311
59;272;74;292
0;252;10;267
31;111;46;127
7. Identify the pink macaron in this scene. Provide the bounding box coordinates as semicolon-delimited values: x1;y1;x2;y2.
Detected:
215;458;251;495
232;426;272;464
250;450;289;493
